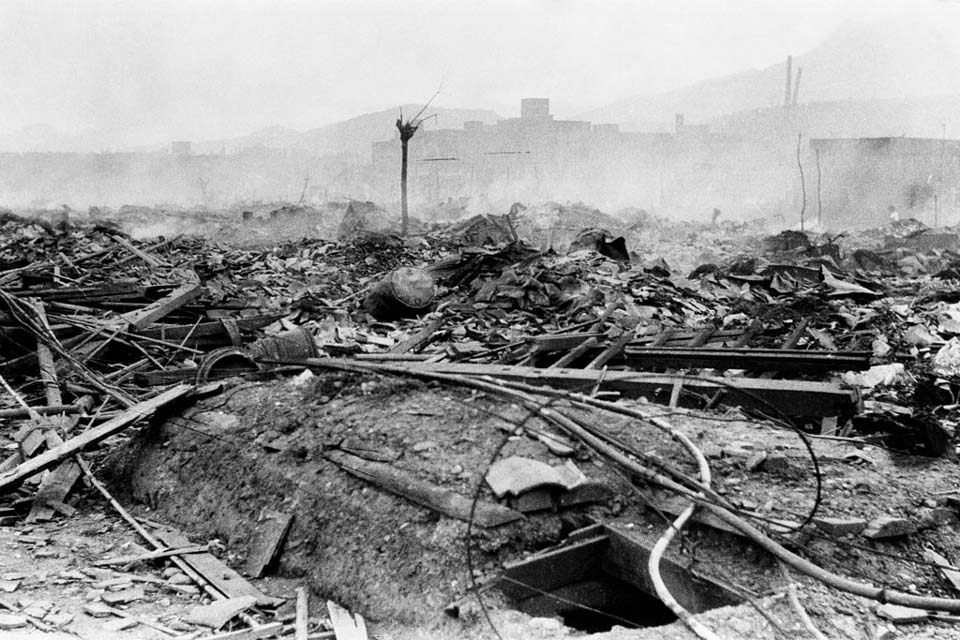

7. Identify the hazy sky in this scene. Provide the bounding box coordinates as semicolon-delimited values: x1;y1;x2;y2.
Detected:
0;0;934;143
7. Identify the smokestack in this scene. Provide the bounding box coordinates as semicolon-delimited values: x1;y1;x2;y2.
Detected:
792;67;803;106
675;113;685;132
784;55;793;108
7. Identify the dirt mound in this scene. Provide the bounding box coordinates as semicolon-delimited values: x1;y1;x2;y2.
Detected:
101;374;618;634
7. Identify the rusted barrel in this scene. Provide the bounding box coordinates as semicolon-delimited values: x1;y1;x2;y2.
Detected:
247;327;319;362
363;267;436;321
196;347;260;383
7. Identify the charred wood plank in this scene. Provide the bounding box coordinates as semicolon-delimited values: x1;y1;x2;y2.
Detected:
383;361;859;417
121;282;202;330
621;347;870;373
0;384;194;493
154;527;283;608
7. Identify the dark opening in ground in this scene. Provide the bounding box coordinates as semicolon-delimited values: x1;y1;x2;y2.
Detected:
500;524;741;633
518;576;678;632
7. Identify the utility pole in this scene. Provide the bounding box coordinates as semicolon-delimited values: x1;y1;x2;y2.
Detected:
797;133;806;231
815;147;822;227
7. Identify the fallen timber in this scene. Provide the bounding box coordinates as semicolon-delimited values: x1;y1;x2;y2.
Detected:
621;346;871;373
303;358;860;417
0;383;195;492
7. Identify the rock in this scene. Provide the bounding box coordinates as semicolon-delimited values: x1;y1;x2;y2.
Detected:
862;516;916;540
0;580;20;593
933;338;960;377
745;451;767;471
527;616;564;634
876;603;928;624
168;573;193;585
167;619;195;632
101;587;145;605
186;596;258;629
841;363;910;389
21;601;51;618
903;324;938;347
0;614;28;629
875;624;897;640
763;454;800;477
411;440;437;453
813;517;868;536
923;549;960;592
83;602;114;618
537;432;575;457
917;507;957;530
43;612;74;627
104;617;139;631
161;567;181;579
701;443;723;458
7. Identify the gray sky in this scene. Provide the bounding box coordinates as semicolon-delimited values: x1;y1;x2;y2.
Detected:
0;0;927;143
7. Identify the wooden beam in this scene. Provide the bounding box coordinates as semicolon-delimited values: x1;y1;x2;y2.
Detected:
388;318;442;354
548;337;598;369
295;588;309;640
621;347;870;373
244;512;294;578
586;331;635;370
154;527;283;608
92;545;208;567
121;282;202;330
109;234;171;268
387;361;859;417
0;384;194;493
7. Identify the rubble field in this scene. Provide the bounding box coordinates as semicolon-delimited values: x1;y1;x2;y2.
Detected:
4;205;960;639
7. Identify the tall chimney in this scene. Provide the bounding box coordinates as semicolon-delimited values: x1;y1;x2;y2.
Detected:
792;67;803;106
784;55;793;108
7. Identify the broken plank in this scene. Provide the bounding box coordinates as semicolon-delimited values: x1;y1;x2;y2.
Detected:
138;315;282;345
109;234;170;268
388;318;442;354
153;527;283;608
547;337;598;369
202;622;285;640
0;384;194;493
532;332;603;353
586;330;635;370
244;512;294;578
324;450;521;527
92;545;208;567
295;587;309;640
621;347;870;373
120;281;202;330
0;404;84;420
27;459;80;523
924;549;960;593
326;601;368;640
386;361;860;417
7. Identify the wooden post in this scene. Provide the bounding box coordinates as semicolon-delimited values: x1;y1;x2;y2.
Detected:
295;587;309;640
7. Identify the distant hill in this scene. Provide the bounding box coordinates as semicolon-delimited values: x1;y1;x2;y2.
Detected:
0;124;90;153
711;94;960;141
579;10;960;132
193;105;501;160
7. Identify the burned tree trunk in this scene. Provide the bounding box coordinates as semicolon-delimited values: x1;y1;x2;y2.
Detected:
396;118;420;236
